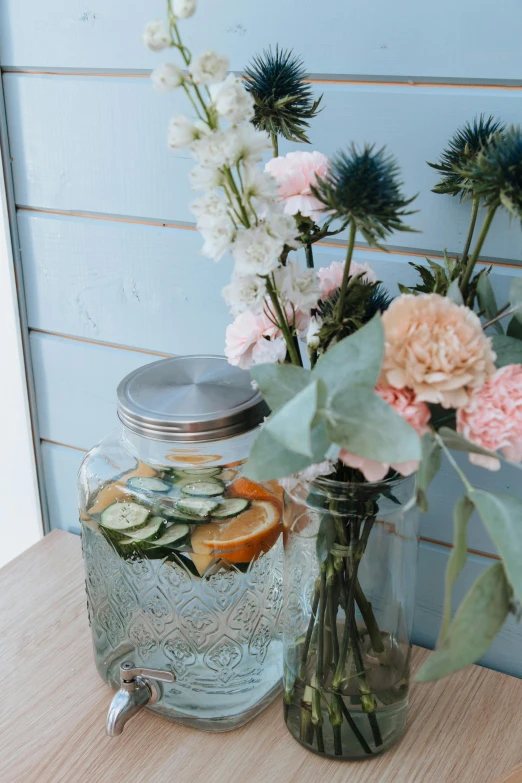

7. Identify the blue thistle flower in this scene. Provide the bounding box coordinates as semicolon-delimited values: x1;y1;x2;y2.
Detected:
244;46;322;146
312;144;416;247
428;114;505;199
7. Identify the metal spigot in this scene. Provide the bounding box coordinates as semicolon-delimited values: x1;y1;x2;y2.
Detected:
106;661;175;736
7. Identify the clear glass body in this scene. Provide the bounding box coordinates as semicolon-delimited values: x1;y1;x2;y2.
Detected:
79;427;283;731
282;474;419;759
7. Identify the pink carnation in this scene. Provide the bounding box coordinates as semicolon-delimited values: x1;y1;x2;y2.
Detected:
318;260;377;299
339;386;430;482
457;364;522;471
264;151;329;222
381;293;496;409
224;310;286;370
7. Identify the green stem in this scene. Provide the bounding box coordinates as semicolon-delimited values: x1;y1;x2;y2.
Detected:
434;431;473;493
460;196;480;265
266;279;303;366
335;221;357;323
355;580;384;655
271;132;279;157
224;169;251;227
316;568;327;684
305;243;315;269
338;698;372;755
460;205;497;298
350;615;382;747
300;580;321;678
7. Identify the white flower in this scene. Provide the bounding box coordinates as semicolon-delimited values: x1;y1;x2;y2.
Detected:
252;336;287;365
199;216;235;261
233;125;272;162
276;258;320;310
210;74;255;125
151;63;184;93
190;49;229;85
242;161;279;203
190;165;225;190
167;115;200;149
190;128;236;168
222;275;267;316
190;191;229;223
264;210;300;249
231;225;283;276
142;20;171;52
306;315;322;350
172;0;197;18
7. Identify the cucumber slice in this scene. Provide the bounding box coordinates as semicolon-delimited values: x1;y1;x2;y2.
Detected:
175;467;221;477
212;498;250;519
171;475;214;489
177;498;219;517
181;480;224;498
157;497;207;523
120;516;165;542
100;502;149;532
150;524;190;548
127;477;171;493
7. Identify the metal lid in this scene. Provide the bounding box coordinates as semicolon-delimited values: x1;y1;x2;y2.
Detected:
117;355;268;442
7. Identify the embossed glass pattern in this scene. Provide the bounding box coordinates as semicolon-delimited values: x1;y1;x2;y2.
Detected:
79;423;283;730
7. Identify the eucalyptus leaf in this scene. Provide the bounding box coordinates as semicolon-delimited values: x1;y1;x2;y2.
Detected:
492;334;522;367
509;276;522;309
316;515;336;563
327;388;421;463
265;380;323;457
446;278;463;305
416;562;511;681
469;490;522;602
250;363;312;412
441;496;474;640
416;432;442;513
245;419;331;482
313;313;384;396
507;312;522;340
477;272;504;334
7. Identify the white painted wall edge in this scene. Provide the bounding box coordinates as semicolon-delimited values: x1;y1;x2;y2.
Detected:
0;139;42;566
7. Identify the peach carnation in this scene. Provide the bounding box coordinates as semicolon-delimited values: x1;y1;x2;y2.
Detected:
381;293;496;409
318;260;377;299
457;364;522;471
339;386;430;482
264;151;329;222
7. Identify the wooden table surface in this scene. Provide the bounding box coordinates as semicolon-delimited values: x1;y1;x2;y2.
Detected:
3;530;522;783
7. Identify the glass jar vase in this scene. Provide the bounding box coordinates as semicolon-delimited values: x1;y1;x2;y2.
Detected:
282;474;419;759
79;357;284;732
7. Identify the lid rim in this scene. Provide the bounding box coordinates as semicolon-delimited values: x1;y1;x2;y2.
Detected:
116;355;268;443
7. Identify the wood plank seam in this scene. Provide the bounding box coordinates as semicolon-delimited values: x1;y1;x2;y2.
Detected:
16;207;521;270
4;67;522;91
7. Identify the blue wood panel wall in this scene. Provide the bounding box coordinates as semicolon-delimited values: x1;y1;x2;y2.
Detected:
1;0;521;673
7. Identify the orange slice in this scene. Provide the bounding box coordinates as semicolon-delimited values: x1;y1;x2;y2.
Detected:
191;500;281;563
87;461;157;514
225;477;283;514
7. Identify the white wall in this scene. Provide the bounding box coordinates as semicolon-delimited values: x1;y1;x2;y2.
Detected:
0;142;42;566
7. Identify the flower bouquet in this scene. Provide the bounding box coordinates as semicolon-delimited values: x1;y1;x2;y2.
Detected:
145;0;522;759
